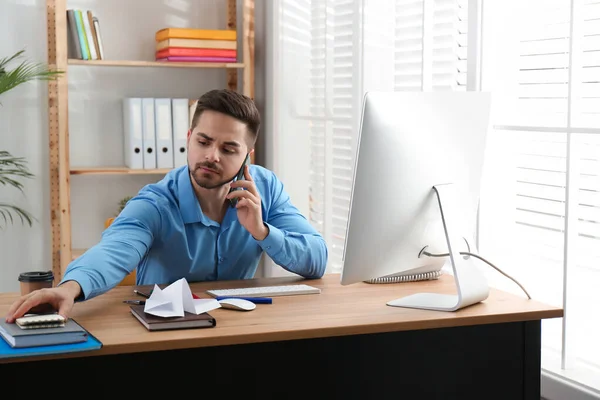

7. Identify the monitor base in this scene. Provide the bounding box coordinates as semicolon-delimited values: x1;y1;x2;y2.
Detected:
387;183;490;312
387;293;463;311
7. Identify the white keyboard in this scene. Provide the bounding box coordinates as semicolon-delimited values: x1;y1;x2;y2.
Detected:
206;284;321;298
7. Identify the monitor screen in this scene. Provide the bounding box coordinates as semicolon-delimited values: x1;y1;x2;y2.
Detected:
340;91;493;311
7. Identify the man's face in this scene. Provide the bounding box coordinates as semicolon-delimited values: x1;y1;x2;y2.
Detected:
187;110;251;190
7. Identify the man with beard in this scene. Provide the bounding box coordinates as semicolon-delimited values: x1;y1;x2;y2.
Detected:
5;89;328;322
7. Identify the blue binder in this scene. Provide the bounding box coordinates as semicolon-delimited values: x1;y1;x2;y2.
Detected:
0;333;102;360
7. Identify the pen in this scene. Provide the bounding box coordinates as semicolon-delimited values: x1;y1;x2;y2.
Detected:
215;296;272;304
123;300;146;305
133;289;151;299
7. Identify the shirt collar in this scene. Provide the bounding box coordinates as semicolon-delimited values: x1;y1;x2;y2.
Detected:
177;167;215;226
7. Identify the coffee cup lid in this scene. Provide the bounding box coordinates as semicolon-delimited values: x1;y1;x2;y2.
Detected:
18;271;54;282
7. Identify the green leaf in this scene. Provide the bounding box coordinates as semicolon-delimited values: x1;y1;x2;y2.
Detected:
0;49;58;228
0;151;36;227
0;151;34;192
0;203;35;229
0;49;63;103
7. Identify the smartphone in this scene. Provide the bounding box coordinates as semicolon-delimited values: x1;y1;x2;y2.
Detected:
229;153;251;207
16;313;65;329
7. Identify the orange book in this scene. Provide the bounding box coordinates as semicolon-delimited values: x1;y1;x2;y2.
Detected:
156;47;237;59
156;38;237;51
155;28;236;42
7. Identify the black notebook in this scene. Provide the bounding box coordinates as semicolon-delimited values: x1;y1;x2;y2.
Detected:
130;305;216;331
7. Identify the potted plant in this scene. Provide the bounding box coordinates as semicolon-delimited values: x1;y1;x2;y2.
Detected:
0;49;63;229
0;151;34;228
104;195;133;229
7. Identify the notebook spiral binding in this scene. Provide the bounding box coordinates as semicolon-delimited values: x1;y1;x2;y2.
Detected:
364;270;442;284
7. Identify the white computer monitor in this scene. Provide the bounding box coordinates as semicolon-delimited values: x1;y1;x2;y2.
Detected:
340;91;493;312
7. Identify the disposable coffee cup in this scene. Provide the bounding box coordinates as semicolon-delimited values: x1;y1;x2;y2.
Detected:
18;271;54;296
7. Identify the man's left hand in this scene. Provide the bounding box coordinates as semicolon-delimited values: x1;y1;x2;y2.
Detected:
227;165;269;241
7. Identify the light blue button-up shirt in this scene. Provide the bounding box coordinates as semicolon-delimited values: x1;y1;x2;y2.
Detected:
61;164;328;300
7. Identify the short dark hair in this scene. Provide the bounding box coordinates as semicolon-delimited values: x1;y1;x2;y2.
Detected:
191;89;260;145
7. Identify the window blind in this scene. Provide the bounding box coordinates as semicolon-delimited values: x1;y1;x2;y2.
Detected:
278;0;469;273
305;0;357;272
579;0;600;127
481;0;600;392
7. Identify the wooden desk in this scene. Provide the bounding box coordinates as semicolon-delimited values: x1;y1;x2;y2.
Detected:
0;273;562;399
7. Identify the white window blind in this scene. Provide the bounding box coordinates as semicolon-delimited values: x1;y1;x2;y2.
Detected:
277;0;469;274
306;0;357;273
480;0;600;394
280;0;468;272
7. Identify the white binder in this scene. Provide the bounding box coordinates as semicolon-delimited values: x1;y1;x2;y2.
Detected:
141;98;157;169
122;97;144;170
188;99;198;131
171;98;190;168
154;98;174;169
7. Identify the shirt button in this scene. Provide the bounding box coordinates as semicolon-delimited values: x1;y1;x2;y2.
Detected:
266;246;271;250
219;257;224;262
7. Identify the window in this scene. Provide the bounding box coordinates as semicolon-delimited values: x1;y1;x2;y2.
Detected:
270;0;599;396
480;0;600;396
273;0;469;273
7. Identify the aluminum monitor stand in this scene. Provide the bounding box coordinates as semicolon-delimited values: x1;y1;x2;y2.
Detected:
387;183;490;311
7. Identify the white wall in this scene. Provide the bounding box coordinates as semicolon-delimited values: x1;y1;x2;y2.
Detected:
0;1;52;293
0;0;267;292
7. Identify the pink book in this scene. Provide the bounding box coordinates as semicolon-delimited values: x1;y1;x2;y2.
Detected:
156;56;237;62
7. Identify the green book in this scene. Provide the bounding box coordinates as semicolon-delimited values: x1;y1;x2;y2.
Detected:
75;9;91;60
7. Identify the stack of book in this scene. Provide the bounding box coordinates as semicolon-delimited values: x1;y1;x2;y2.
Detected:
0;314;102;360
66;9;104;60
155;28;237;63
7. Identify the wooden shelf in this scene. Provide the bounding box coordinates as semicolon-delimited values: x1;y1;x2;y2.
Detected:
49;0;254;281
70;167;172;175
68;59;245;69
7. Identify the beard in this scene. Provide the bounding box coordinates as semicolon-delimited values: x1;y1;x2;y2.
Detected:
189;161;238;190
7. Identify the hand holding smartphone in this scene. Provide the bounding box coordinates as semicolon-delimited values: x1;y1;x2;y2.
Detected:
229;153;251;207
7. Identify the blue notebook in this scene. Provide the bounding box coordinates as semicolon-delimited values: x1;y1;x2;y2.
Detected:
0;332;102;360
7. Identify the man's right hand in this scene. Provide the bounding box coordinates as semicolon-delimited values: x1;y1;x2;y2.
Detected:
4;280;82;323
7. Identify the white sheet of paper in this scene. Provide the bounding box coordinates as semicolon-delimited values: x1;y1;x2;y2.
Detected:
143;278;221;317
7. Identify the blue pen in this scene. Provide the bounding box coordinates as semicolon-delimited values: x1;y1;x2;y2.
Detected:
215;296;272;304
